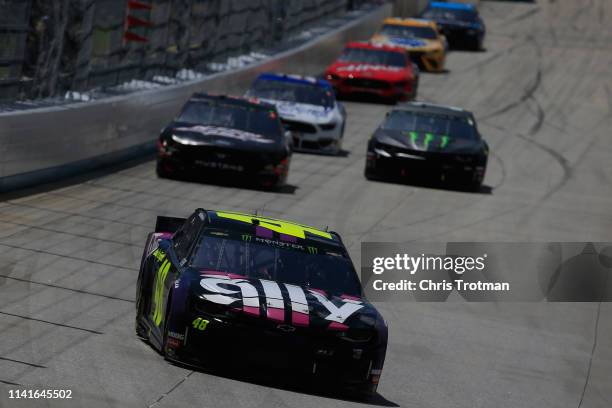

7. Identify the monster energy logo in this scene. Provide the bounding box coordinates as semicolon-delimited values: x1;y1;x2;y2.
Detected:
153;259;171;326
242;234;252;242
152;248;165;262
307;246;318;254
408;132;450;150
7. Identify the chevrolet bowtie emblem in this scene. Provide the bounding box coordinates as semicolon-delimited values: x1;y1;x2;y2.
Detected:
277;324;296;333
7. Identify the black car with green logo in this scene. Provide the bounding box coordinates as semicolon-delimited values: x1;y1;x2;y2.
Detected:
365;102;489;190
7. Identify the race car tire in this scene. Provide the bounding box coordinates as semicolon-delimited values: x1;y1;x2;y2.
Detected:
466;178;483;192
135;318;148;340
364;168;380;181
156;162;170;179
135;238;151;340
336;125;345;155
344;384;377;402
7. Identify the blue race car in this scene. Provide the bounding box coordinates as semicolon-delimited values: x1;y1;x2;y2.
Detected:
421;2;485;50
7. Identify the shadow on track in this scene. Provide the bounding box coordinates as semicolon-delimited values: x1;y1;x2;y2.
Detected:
293;148;351;158
161;172;299;195
166;357;399;407
0;153;156;202
366;174;494;195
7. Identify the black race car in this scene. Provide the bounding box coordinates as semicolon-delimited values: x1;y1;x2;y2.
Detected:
421;2;486;50
135;209;388;397
157;94;292;189
365;102;489;190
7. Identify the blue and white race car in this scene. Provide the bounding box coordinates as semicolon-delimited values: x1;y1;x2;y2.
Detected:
246;73;347;155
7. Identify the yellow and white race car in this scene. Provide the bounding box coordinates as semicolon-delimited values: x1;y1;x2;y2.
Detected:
371;18;447;72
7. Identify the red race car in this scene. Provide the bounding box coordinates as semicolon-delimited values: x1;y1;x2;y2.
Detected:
325;41;419;103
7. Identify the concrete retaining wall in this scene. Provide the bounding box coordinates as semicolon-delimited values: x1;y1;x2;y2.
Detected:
0;3;392;193
393;0;481;18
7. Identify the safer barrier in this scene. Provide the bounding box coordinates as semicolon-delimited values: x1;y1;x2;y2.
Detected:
0;3;391;193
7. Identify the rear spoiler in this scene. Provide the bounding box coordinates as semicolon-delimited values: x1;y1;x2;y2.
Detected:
155;216;187;234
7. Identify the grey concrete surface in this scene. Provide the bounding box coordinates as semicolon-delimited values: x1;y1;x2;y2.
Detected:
1;1;612;407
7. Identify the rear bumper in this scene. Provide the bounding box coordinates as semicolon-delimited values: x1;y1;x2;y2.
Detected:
157;147;289;187
329;79;415;101
408;50;446;72
439;27;484;49
282;120;343;154
365;149;486;185
292;135;342;154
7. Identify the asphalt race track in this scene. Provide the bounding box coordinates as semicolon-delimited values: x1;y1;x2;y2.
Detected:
1;1;612;407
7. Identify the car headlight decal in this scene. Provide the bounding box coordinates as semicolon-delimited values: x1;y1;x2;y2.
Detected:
374;148;392;157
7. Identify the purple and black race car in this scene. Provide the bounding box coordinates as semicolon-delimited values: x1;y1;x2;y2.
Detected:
135;209;388;397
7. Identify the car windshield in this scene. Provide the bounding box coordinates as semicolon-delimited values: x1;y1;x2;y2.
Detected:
249;79;334;108
338;47;407;67
177;101;282;138
422;8;478;22
190;229;362;296
380;24;438;40
382;110;477;140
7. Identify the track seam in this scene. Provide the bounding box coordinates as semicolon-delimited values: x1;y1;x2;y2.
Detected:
0;379;23;386
0;243;138;272
148;371;194;407
0;356;46;368
0;311;103;334
0;274;134;303
0;219;141;248
576;301;602;408
2;201;150;228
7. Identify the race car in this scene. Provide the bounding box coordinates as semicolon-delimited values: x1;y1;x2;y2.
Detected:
156;93;291;189
135;209;388;397
245;73;346;154
365;102;489;190
371;18;447;72
420;2;485;50
324;41;419;102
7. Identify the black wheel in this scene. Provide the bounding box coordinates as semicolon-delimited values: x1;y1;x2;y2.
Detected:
412;76;419;100
349;385;378;402
156;161;171;179
135;318;148;339
364;168;379;181
467;178;483;192
135;244;152;340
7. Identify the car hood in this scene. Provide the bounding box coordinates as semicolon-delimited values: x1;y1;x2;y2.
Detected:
257;99;336;124
372;34;442;51
193;271;380;331
375;128;483;154
166;122;280;151
327;61;409;81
